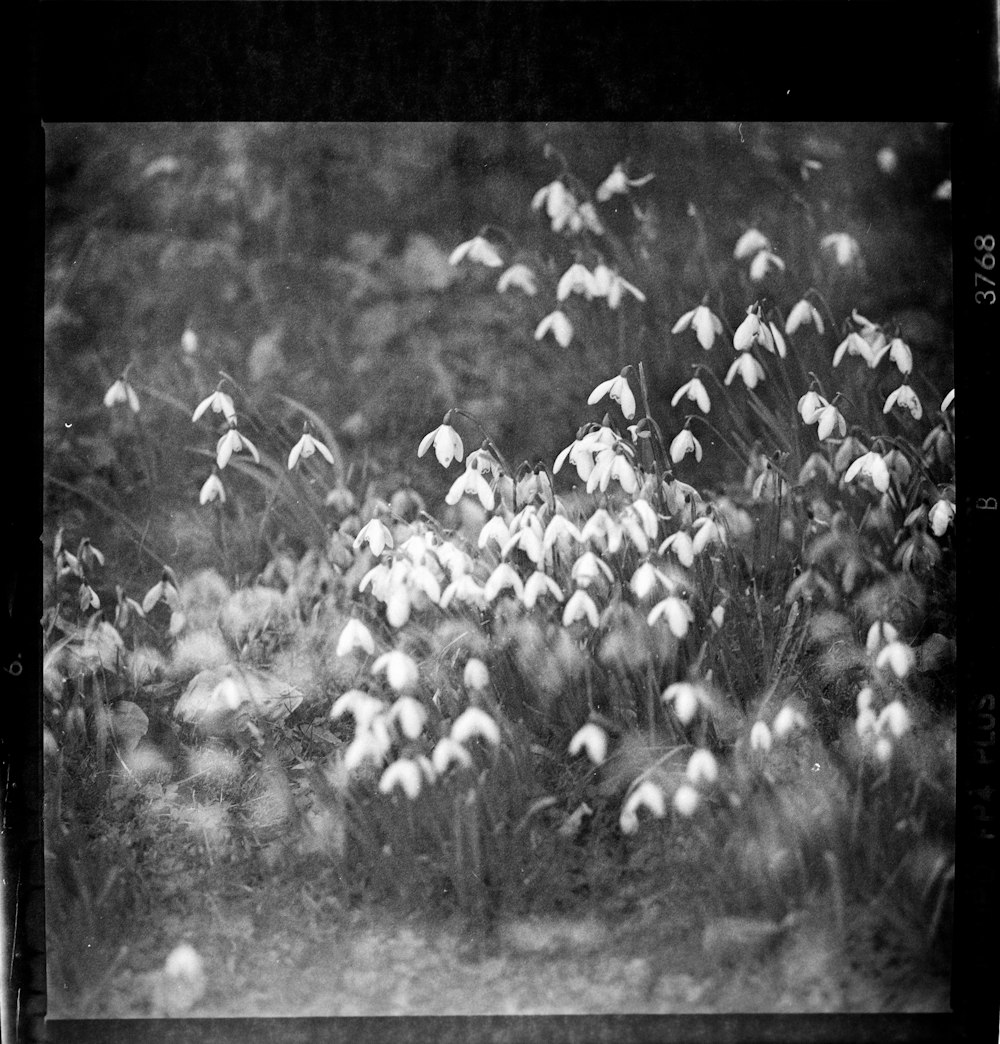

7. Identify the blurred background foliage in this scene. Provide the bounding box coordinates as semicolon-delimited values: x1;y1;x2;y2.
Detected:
44;122;951;583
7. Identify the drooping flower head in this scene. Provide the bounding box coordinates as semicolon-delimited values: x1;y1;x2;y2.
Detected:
672;303;724;350
288;423;335;470
449;235;503;268
588;367;637;420
418;416;464;468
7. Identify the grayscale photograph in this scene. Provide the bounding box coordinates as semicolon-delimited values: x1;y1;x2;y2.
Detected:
42;122;956;1019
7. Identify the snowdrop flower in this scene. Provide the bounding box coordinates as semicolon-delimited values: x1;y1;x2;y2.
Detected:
104;377;140;413
580;508;624;553
595;162;653;202
672;304;723;350
75;538;104;571
772;705;806;738
331;689;386;731
883;384;923;420
199;471;226;505
672;784;699;817
586;449;639;495
877;147;899;175
568;723;608;765
767;322;788;359
534;310;574;348
563;589;600;628
874;736;894;763
522;571;564;609
418;420;464;468
798;390;828;424
345;724;392;772
671;377;711;414
815;402;847;441
876;700;911;738
615;511;649;557
451;707;501;746
588;369;636;420
844;451;891;493
336;619;376;658
142;570;181;614
857;687;874;713
875;641;915;678
553;425;616;480
798;453;836;486
734;229;770;260
371;650;420;692
834;435;869;474
484;562;524;602
628;499;660;542
592;264;646;308
669;428;702;464
851;310;887;353
463;658;490;690
659;530;695;568
685;748;719;786
785;298;825;335
192;389;236;424
820;233;861;267
752;465;788;503
630;562;670;600
557;263;599;301
288;427;335;470
725;353;766;390
478;514;511;552
866;620;899;654
749;721;772;752
181;328;198;356
78;583;100;611
647;596;693;638
933;179;952;201
532;180;577;231
354;518;394;557
941;388;955;412
691;515;724;554
571;551;614;588
620;781;666;834
157;944;206;1015
872;337;913;375
449;235;503;268
800;158;823;180
710;604;725;629
439;574;487;609
575;202;605;236
929;499;956;537
379;759;423;800
431;737;473;774
466;447;501;477
388;695;427;740
542;514;584;553
497;264;537;295
113;586;145;631
749;250;785;282
445;466;495;511
662;682;701;725
733;307;775;353
502;526;545;566
856;707;878;739
215;422;260;469
833;331;876;368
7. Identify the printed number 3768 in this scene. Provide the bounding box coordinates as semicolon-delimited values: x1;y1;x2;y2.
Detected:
975;235;996;304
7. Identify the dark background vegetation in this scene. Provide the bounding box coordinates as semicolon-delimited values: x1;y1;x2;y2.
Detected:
44;122;952;582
